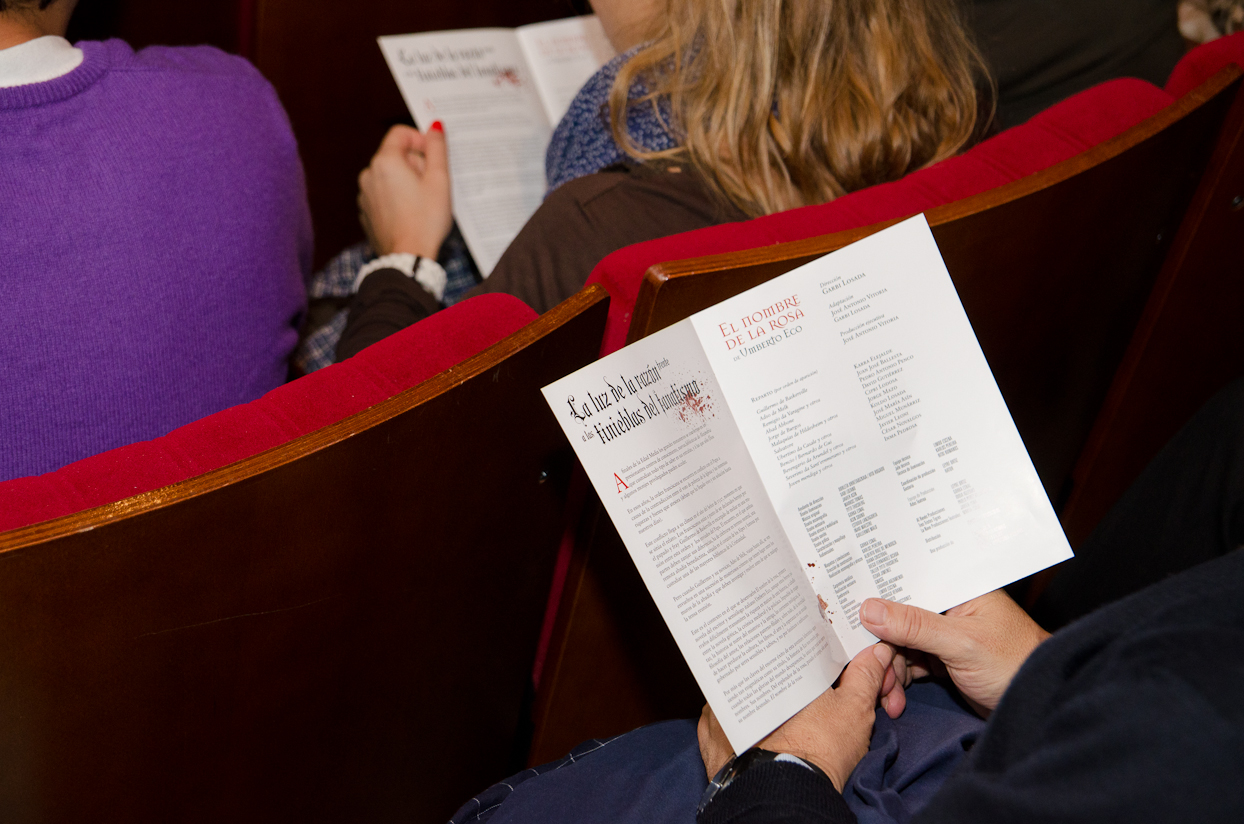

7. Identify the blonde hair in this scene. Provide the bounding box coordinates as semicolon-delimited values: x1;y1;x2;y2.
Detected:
610;0;990;216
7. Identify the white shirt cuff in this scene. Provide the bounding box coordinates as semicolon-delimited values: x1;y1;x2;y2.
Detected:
354;253;448;302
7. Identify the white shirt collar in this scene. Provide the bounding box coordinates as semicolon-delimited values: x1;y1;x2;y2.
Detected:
0;35;84;88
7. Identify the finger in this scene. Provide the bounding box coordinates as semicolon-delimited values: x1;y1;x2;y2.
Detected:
378;124;420;155
861;599;962;661
696;709;714;778
406;148;427;176
887;644;907;686
372;141;425;175
406;128;428;155
423;121;449;176
879;649;908;719
900;648;934;684
880;680;906;719
402;129;429;175
707;705;726;740
837;643;893;706
907;662;933;682
369;151;424;191
697;703;711;744
698;702;725;745
358;211;376;250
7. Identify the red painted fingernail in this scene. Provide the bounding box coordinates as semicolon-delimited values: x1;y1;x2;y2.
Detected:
430;121;444;132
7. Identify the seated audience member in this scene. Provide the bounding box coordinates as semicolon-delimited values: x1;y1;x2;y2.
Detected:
297;0;1184;369
330;0;987;361
973;0;1185;127
447;379;1244;824
0;0;312;482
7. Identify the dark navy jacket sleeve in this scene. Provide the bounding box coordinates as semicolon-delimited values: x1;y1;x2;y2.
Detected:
698;762;856;824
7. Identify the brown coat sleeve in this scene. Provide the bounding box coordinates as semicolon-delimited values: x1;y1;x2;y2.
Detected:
467;163;747;314
336;268;440;362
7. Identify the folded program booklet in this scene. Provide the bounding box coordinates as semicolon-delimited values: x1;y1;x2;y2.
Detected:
541;215;1073;752
379;16;615;276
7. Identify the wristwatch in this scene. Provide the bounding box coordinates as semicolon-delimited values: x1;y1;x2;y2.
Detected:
697;747;830;814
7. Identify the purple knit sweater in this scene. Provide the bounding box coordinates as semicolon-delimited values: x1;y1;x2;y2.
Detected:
0;40;312;482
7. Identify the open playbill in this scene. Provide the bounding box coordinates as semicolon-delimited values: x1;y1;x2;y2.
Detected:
542;216;1074;753
379;16;615;275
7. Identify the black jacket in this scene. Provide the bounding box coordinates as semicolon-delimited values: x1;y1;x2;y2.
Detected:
700;548;1244;824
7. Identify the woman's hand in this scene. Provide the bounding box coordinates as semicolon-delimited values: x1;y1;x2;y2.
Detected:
357;123;453;259
698;644;894;792
863;590;1049;719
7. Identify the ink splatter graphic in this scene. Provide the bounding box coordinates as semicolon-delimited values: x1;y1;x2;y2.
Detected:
817;594;834;625
675;389;713;423
494;68;521;88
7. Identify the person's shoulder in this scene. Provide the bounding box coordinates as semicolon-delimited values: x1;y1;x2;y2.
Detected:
96;40;290;133
547;163;744;219
542;164;634;208
104;40;269;88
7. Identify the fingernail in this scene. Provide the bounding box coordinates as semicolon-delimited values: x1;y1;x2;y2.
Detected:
861;599;886;626
430;121;444;132
873;644;894;667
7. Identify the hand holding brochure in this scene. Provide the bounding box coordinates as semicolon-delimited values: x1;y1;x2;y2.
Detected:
541;216;1073;752
379;17;615;275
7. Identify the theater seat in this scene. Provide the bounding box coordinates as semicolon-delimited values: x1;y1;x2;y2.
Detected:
0;288;608;823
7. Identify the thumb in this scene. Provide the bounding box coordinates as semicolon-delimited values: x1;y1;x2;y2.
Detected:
836;643;893;703
860;599;962;660
378;124;420;155
424;121;449;176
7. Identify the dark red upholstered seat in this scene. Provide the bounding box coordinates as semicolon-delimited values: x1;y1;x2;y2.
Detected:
586;33;1244;355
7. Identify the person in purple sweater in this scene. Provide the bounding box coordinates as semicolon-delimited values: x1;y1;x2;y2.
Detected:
0;0;312;482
